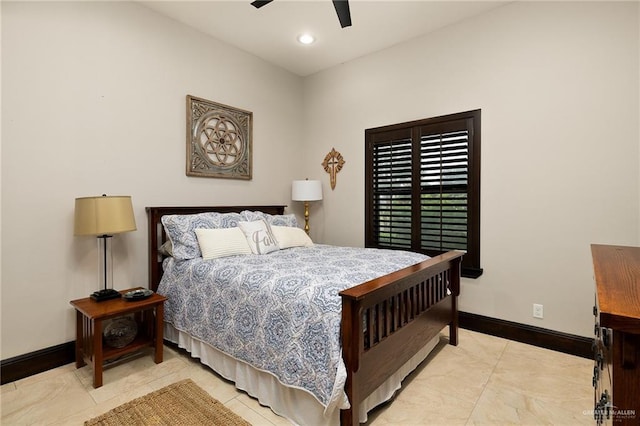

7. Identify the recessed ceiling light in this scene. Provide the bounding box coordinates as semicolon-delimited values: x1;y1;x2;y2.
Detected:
297;34;315;45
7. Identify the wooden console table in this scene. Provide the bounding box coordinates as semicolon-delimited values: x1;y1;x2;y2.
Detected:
591;244;640;425
70;288;166;388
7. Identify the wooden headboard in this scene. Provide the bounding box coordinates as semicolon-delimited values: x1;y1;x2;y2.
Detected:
146;205;286;291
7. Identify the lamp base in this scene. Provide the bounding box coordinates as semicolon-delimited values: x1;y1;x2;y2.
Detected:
90;288;121;302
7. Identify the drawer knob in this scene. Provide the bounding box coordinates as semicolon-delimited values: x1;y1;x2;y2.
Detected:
602;328;610;348
595;352;604;370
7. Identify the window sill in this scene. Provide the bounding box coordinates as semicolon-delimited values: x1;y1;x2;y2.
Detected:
462;267;483;279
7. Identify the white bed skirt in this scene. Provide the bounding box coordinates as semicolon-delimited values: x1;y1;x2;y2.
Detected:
165;323;441;425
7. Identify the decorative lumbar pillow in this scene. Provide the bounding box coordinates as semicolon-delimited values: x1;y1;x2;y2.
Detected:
237;220;279;255
194;227;252;260
271;226;313;249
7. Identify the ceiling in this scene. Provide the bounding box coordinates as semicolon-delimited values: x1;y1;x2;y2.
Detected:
140;1;508;77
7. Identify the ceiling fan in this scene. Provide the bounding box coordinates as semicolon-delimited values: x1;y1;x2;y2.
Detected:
250;0;352;28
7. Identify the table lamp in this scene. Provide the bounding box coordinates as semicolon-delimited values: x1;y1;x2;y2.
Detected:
292;179;323;235
74;195;137;301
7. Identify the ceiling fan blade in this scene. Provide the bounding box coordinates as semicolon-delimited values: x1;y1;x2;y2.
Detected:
251;0;273;9
332;0;352;28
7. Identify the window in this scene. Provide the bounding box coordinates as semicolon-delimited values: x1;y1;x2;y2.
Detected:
365;110;482;278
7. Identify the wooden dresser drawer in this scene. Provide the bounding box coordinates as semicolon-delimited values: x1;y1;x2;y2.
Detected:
591;245;640;426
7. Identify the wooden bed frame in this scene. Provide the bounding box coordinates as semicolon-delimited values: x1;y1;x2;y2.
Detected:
146;205;464;426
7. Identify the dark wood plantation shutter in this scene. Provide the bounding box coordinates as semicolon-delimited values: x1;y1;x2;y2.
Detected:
420;121;469;253
365;110;482;278
369;129;413;249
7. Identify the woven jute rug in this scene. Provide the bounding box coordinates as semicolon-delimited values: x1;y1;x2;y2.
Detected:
85;379;252;426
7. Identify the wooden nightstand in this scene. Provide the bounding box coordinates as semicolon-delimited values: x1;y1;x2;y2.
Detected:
70;288;167;388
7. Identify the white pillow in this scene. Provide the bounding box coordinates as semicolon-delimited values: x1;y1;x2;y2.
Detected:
158;240;174;257
194;227;252;260
271;226;313;249
237;220;279;255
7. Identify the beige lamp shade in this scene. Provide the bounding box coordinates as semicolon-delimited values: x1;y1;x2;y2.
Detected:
292;180;323;201
74;195;137;236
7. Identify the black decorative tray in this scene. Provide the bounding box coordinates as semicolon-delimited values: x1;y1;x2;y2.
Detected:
123;289;154;301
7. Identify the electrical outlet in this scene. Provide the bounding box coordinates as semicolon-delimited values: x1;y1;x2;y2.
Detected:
533;303;544;319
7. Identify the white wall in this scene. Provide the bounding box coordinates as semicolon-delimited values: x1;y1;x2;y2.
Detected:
303;1;639;337
1;1;304;359
0;1;4;361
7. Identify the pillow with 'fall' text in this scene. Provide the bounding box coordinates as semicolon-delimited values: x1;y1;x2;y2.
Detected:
237;220;279;255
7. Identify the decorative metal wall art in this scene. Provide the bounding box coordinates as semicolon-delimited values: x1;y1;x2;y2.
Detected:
186;95;252;180
322;148;345;190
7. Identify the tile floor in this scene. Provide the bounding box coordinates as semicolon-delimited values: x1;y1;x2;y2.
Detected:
1;329;594;425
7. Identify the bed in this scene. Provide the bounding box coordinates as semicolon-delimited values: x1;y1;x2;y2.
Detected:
146;205;463;425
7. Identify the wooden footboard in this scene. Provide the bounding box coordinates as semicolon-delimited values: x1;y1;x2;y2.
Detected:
339;250;463;426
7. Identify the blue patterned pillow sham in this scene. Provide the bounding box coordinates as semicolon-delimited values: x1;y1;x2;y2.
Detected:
241;210;298;227
161;212;243;260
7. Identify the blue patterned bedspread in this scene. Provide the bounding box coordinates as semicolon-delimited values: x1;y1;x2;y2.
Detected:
158;244;428;411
